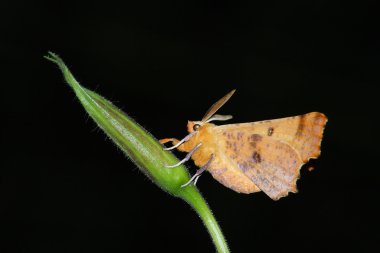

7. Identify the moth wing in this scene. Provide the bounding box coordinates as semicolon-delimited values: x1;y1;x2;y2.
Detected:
206;154;262;194
215;112;328;162
215;130;304;200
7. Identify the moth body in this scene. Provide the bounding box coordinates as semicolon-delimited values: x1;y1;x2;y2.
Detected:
179;121;261;194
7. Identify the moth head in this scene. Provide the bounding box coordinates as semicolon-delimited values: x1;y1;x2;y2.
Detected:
187;121;203;133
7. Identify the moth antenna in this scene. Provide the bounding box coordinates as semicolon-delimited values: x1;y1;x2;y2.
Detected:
204;114;233;123
163;131;196;151
181;154;214;187
164;143;202;168
201;89;236;122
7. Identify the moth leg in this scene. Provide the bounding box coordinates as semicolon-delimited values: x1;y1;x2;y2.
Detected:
161;131;196;151
181;154;214;188
164;143;202;168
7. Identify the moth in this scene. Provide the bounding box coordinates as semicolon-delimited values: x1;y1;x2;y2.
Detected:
160;90;328;200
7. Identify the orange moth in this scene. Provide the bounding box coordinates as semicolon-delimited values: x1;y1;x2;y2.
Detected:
160;90;327;200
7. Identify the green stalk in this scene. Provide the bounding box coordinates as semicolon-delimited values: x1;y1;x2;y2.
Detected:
45;52;230;253
180;187;229;253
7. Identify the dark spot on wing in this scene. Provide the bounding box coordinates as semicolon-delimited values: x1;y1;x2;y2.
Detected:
250;134;262;148
250;134;262;142
238;161;251;173
252;151;262;163
233;142;238;153
267;127;274;136
237;132;244;140
296;114;306;136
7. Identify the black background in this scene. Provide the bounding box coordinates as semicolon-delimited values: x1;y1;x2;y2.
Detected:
2;1;379;252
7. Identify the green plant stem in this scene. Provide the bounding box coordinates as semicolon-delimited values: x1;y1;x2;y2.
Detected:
180;187;230;253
